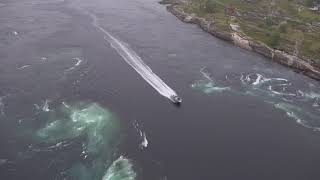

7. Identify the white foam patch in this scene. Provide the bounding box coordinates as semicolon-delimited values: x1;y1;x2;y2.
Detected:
268;84;296;97
192;67;230;94
240;73;289;88
65;58;83;72
274;103;320;131
88;12;178;100
62;101;70;109
240;73;320;124
36;102;120;152
42;99;50;112
193;70;320;131
35;102;124;180
304;92;320;99
33;99;51;112
18;65;31;70
239;73;299;97
102;156;136;180
200;67;213;81
199;81;230;94
40;57;48;62
241;73;270;86
133;121;148;149
141;132;148;148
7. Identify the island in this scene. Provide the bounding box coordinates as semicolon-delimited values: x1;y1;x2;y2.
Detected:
160;0;320;80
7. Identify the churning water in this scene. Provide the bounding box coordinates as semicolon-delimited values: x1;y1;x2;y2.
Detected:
1;0;320;179
192;67;320;131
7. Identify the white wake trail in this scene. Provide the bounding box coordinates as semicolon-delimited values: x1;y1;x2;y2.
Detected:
88;12;178;99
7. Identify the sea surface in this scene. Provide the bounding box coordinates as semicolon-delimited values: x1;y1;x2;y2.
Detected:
0;0;320;179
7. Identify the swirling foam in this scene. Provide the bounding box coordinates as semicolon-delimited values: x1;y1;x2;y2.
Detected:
192;68;320;131
102;156;137;180
133;120;148;149
30;102;138;180
191;67;231;94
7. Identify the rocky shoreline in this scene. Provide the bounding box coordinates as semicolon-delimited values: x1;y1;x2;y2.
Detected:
160;1;320;80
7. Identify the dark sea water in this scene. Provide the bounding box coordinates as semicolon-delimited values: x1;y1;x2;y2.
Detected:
0;0;320;180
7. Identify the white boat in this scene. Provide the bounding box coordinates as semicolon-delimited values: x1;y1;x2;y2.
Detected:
170;95;182;104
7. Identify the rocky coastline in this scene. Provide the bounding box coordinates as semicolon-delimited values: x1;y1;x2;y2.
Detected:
160;1;320;80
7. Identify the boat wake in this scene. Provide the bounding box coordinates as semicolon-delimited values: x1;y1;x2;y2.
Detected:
88;12;178;101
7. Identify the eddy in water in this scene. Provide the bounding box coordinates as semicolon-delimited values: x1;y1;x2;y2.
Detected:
27;102;137;180
191;67;320;131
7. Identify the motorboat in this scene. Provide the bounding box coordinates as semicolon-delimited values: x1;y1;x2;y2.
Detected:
170;95;182;104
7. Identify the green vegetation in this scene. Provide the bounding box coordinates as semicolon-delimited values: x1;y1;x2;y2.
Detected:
181;0;320;61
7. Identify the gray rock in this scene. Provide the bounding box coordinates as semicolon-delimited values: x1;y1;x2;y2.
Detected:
273;50;320;80
199;19;210;31
184;15;194;23
167;6;187;21
159;0;183;5
249;41;274;58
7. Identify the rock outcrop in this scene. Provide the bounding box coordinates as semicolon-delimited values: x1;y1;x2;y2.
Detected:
159;0;185;5
249;41;274;59
232;33;252;50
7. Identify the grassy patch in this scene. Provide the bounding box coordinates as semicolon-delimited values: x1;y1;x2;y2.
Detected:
180;0;320;62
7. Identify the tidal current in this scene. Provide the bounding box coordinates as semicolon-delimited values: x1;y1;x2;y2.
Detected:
0;0;320;180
